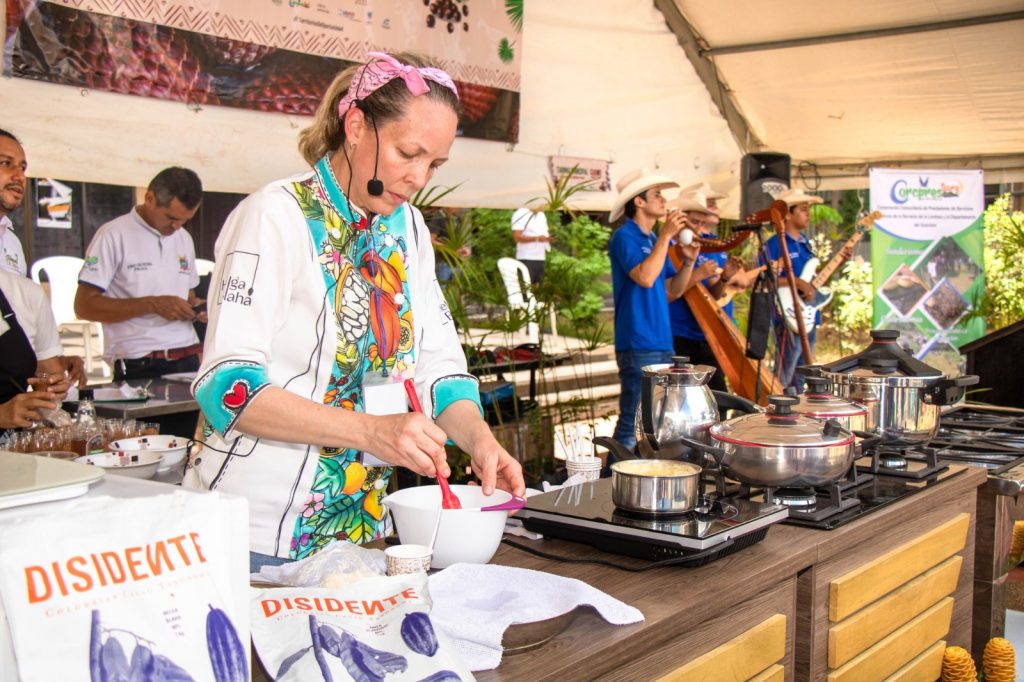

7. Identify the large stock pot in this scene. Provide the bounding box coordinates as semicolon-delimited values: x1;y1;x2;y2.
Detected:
812;330;978;445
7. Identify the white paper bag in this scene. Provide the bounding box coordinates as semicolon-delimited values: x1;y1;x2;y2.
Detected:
0;491;248;682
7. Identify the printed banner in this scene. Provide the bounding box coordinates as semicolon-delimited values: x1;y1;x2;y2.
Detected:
34;179;73;229
869;168;986;376
548;155;612;193
4;0;521;142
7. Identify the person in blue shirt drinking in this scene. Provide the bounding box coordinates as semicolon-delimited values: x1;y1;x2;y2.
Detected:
607;169;699;453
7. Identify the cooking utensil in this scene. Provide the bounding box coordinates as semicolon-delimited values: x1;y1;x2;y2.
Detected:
609;459;701;514
404;378;461;509
636;356;718;459
811;329;979;445
480;495;527;512
704;395;856;488
785;376;868;433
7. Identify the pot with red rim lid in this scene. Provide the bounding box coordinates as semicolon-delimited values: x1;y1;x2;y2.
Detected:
809;329;979;445
708;395;856;488
784;377;868;434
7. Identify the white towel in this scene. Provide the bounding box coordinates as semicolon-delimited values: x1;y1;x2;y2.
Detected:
427;563;643;670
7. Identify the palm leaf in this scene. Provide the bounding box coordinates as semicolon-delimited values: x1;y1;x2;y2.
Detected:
410;183;464;213
505;0;523;32
498;38;515;63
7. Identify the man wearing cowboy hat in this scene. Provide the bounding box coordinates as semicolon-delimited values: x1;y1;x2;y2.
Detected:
762;187;851;390
666;192;745;393
678;182;727;230
607;169;699;453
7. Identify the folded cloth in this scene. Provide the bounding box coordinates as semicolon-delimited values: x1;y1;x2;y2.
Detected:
427;563;644;670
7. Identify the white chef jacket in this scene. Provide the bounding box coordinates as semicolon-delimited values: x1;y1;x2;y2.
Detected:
78;209;200;360
0;269;62;360
184;162;481;557
0;216;26;276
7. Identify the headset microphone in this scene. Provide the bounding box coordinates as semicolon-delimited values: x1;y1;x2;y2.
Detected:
355;100;384;197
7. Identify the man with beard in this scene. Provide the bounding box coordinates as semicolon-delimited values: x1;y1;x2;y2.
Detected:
0;129;27;276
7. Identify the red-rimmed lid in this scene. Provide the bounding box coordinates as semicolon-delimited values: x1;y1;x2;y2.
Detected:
710;395;855;448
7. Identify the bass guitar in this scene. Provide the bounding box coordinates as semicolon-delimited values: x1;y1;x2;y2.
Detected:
776;211;881;333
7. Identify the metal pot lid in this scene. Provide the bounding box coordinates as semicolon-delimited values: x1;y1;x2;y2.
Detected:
785;378;867;418
641;356;716;386
817;329;943;378
710;395;855;448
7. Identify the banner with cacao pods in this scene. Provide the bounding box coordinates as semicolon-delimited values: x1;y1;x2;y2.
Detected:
3;0;522;142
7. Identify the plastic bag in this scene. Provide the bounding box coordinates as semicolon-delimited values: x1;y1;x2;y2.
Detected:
253;541;386;588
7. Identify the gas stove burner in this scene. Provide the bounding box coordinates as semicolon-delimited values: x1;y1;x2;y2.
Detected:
769;487;818;507
879;454;908;469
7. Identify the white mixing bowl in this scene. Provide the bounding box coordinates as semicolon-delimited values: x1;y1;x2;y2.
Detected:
383;485;512;569
108;435;188;473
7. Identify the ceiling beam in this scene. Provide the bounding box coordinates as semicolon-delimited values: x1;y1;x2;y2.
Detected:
652;0;763;154
703;11;1024;57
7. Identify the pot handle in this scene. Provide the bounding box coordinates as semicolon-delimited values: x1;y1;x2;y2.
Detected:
925;374;980;405
640;374;658;437
677;435;728;468
593;436;637;461
712;390;759;415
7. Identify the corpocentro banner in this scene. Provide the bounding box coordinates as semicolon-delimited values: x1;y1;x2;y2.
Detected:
3;0;521;142
869;168;985;377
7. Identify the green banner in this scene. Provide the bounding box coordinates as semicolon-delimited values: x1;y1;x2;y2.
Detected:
869;169;985;377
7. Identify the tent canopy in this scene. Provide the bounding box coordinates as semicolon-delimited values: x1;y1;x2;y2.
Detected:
1;1;1020;215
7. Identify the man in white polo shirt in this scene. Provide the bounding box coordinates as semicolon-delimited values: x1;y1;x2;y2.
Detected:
0;129;28;276
75;167;206;381
511;206;551;284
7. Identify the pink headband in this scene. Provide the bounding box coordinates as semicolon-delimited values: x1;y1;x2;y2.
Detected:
337;51;459;116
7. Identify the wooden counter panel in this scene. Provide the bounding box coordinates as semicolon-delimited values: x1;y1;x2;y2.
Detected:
826;597;953;682
828;513;969;622
828;555;962;668
606;579;793;682
749;664;785;682
479;526;816;681
887;640;946;682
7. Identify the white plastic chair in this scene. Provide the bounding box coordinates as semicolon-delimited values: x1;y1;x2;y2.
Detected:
195;258;215;277
30;256;109;378
496;257;558;344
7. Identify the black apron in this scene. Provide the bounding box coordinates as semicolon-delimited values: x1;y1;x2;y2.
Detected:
0;285;38;406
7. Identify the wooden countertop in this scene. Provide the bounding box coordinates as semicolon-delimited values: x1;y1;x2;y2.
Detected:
478;465;987;680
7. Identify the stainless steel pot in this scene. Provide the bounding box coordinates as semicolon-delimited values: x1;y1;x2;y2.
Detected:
610;459;701;514
787;376;868;433
708;395;856;488
813;330;979;445
636;357;718;459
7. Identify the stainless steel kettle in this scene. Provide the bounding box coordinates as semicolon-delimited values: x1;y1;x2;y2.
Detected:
636;356;718;459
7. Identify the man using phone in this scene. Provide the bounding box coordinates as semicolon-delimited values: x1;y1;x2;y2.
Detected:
75;168;207;381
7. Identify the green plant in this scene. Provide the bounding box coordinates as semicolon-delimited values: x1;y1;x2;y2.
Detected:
974;193;1024;330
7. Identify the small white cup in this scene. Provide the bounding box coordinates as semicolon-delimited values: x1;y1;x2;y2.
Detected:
566;458;602;483
385;544;433;576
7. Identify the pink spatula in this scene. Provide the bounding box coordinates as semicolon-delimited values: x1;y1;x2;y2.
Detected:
404;379;462;509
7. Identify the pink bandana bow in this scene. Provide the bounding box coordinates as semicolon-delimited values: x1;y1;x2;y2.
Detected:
337;51;459;116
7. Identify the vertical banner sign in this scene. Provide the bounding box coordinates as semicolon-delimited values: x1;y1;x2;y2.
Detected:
869;169;985;377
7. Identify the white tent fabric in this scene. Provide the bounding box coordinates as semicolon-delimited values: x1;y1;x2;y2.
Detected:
673;0;1024;188
0;0;741;211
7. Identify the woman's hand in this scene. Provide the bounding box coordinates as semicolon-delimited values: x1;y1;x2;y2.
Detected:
0;392;59;429
469;439;526;497
364;412;450;478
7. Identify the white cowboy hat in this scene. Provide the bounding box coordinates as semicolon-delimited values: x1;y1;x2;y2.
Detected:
777;187;824;206
609;168;678;222
667;193;714;215
678;181;726;201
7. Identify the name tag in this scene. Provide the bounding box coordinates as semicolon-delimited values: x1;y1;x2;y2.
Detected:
360;374;410;467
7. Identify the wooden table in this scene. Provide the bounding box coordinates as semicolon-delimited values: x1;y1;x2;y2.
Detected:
476;465;987;681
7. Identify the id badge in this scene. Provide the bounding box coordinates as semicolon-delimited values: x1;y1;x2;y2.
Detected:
361;373;412;467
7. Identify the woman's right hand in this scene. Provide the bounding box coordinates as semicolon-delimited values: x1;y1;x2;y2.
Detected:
364;412;450;478
0;392;59;429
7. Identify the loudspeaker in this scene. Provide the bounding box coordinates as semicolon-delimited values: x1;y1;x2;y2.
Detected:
740;152;791;219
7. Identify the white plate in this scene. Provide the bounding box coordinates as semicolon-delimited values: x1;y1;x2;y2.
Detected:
0;452;105;510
